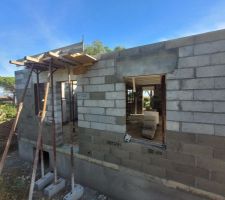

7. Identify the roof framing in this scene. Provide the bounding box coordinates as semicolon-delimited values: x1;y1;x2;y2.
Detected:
9;41;97;74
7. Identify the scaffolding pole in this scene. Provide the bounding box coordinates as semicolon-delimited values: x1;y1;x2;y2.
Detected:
35;70;45;178
50;60;58;184
28;67;51;200
0;66;34;175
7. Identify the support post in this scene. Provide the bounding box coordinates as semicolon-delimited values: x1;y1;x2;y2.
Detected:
28;67;51;200
0;66;34;175
50;60;57;184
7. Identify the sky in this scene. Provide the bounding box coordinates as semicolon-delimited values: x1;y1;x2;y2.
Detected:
1;0;225;76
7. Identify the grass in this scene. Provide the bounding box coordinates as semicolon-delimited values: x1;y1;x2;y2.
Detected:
0;103;16;123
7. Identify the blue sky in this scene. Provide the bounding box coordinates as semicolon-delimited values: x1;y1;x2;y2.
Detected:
1;0;225;76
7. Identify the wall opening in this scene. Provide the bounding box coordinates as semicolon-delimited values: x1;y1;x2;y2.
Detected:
34;83;45;115
33;148;50;169
125;75;166;145
60;80;78;144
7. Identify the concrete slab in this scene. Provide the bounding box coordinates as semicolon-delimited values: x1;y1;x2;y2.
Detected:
63;184;84;200
35;172;54;190
44;178;66;198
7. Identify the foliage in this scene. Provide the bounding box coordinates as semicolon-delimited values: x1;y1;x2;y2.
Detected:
0;103;16;123
0;76;15;92
84;40;125;56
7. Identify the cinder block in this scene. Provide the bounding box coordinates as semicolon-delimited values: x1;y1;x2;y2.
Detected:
196;157;225;172
106;92;125;100
193;113;213;124
143;164;166;178
84;100;114;107
35;172;54;190
194;40;225;55
166;80;180;90
89;92;105;100
215;125;225;136
165;36;194;49
179;45;193;57
77;77;89;85
166;121;180;132
167;68;194;79
84;84;114;92
90;122;106;131
89;77;105;84
213;113;225;125
182;143;213;157
167;91;193;100
105;75;117;84
85;114;116;124
77;93;89;100
84;67;115;77
195;29;225;44
215;77;225;88
115;100;126;108
178;55;210;68
115;83;125;91
181;78;214;89
166;151;195;166
78;121;90;128
182;122;214;135
78;107;105;115
181;101;213;112
211;52;225;65
44;178;66;198
194;90;225;101
105;124;126;133
196;65;225;77
167;111;193;122
166;101;180;111
96;59;114;68
211;171;225;185
63;184;84;200
106;108;125;116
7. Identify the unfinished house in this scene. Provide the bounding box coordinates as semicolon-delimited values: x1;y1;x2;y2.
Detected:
12;29;225;199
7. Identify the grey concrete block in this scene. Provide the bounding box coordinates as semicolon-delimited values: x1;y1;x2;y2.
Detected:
194;40;225;55
89;77;105;84
106;92;125;100
182;122;214;135
178;55;210;68
181;101;213;112
84;100;114;107
211;52;225;65
167;111;194;122
213;113;225;125
78;107;105;115
179;46;194;57
44;178;66;198
195;29;225;44
78;114;84;121
167;68;194;79
196;65;225;77
181;78;214;89
84;84;114;92
89;92;105;100
215;125;225;136
166;121;180;132
115;100;126;108
166;36;194;49
166;101;180;111
194;90;225;101
106;108;126;116
85;114;116;124
193;112;212;124
77;100;83;107
215;77;225;88
35;172;54;190
166;80;180;90
105;75;117;84
78;121;90;128
115;83;125;91
84;67;115;77
90;122;106;130
214;102;225;113
167;91;193;100
95;59;114;68
77;93;89;100
63;184;84;200
77;77;89;85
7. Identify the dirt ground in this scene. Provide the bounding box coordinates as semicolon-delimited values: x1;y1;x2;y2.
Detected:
0;150;114;200
0;120;114;200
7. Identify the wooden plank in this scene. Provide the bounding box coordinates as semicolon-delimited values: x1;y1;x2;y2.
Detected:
9;60;25;66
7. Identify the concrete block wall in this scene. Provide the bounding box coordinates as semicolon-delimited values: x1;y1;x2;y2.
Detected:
77;59;126;134
166;36;225;136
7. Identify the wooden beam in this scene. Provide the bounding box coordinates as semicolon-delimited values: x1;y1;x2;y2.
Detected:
24;56;40;63
9;60;25;66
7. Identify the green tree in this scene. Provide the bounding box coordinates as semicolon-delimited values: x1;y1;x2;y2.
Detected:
84;40;126;56
84;40;112;56
0;76;15;93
